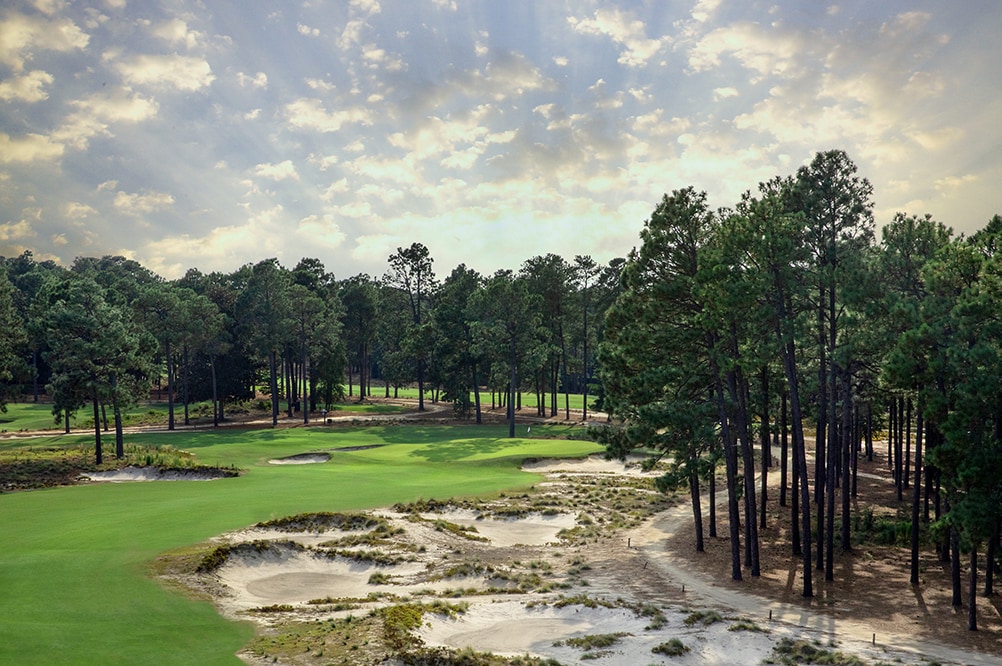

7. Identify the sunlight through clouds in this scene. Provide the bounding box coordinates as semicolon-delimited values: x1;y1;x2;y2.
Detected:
0;1;999;278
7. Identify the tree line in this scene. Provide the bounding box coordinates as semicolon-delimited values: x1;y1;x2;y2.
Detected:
2;148;999;628
0;245;622;452
596;149;1002;630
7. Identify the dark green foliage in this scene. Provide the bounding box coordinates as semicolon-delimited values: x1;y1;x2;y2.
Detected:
652;638;689;656
770;638;864;665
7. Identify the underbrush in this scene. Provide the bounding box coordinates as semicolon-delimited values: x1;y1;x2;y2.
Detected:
0;441;237;492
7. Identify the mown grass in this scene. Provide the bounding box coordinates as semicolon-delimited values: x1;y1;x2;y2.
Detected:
0;423;601;665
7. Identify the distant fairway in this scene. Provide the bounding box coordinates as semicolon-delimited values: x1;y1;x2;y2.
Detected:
0;424;601;665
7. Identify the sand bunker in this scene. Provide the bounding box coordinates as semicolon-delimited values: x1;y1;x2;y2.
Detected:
82;466;231;482
425;509;576;547
522;453;657;476
181;456;984;666
267;453;331;465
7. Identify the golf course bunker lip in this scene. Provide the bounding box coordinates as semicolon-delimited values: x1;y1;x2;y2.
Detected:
329;444;384;452
267;452;331;465
218;549;429;608
521;453;656;477
82;466;233;482
415;600;796;664
424;509;576;547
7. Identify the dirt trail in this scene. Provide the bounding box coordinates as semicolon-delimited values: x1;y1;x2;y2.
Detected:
628;497;999;665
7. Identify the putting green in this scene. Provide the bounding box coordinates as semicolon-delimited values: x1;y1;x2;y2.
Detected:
0;424;601;665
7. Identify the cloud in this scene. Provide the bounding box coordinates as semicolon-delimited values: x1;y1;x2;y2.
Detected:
150;18;204;50
0;70;54;102
0;132;64;163
113;189;175;215
112;53;215;91
284;98;373;132
237;71;268;88
713;87;739;100
688;21;807;79
568;8;669;67
0;10;89;72
297;23;320;37
253;160;299;181
70;87;159;122
297;214;347;249
0;219;35;241
880;11;931;39
65;202;97;219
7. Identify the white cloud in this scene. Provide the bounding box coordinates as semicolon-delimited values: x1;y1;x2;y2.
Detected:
113;54;215;91
305;77;335;92
0;70;54;102
688;22;807;79
113;189;175;215
713;86;739;100
0;132;64;163
0;11;89;72
568;8;669;67
284;98;373;133
151;18;204;50
237;71;268;88
691;0;723;23
297;214;347;248
297;23;320;37
253;160;299;181
71;87;159;122
0;219;34;241
65;202;97;218
880;11;931;39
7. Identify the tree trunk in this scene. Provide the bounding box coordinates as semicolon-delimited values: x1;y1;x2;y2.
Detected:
472;363;482;425
507;336;517;438
839;369;852;555
708;341;742;581
166;340;175;430
210;354;219;427
302;338;309;425
709;462;717;538
781;391;789;507
269;350;279;426
986;520;999;597
112;372;123;459
183;345;191;426
969;545;979;631
901;394;909;498
733;367;760;576
690;465;704;552
904;398;912;489
910;401;924;585
92;389;102;465
952;526;962;607
759;366;770;531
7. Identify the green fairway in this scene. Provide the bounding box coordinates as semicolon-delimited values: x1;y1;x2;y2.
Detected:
0;402;65;431
0;424;600;665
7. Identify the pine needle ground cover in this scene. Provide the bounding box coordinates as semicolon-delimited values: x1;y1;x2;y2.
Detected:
0;424;599;665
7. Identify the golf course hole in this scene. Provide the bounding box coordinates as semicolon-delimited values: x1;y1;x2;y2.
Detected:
267;453;331;465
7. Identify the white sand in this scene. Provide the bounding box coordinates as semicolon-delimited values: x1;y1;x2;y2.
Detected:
195;455;992;666
82;466;228;482
267;453;330;465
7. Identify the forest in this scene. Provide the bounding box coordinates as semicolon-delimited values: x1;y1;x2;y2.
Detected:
1;149;1001;631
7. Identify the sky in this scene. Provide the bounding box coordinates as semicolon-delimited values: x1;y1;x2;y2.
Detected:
1;0;1001;281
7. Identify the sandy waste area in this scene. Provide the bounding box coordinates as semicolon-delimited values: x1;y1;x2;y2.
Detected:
165;453;993;665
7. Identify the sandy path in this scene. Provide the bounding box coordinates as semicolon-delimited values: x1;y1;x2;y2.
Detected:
629;497;998;666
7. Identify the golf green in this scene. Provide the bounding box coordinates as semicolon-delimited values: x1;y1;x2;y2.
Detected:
0;424;601;665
